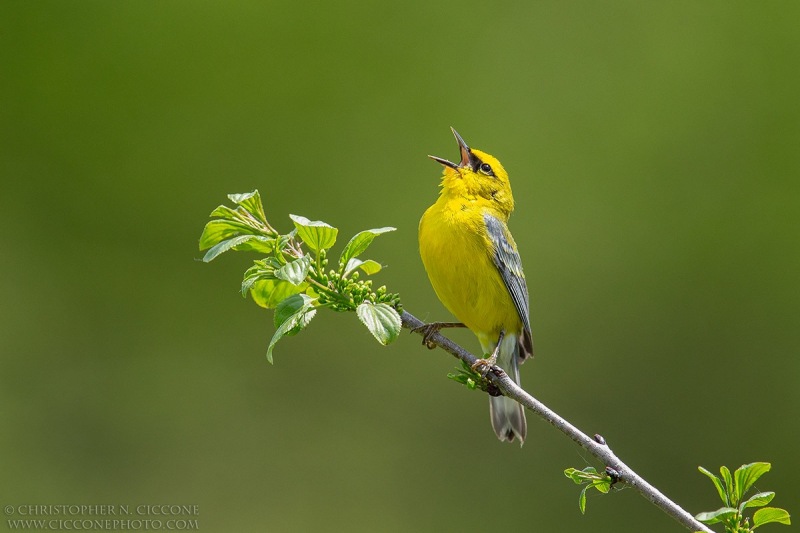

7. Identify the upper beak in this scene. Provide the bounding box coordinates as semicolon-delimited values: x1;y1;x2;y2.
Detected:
428;127;478;170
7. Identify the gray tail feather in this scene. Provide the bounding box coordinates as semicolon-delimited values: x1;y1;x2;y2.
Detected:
489;338;527;445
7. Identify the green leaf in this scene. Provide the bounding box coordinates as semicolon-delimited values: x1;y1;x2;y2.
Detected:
202;234;275;262
209;204;240;219
720;466;736;505
564;468;585;485
274;256;311;285
564;466;612;490
357;259;383;274
740;492;775;512
274;294;316;337
735;462;771;503
199;219;261;250
343;258;383;277
753;507;791;528
250;278;307;309
203;235;252;262
446;370;475;390
356;301;401;345
593;479;611;494
232;236;274;254
228;190;268;225
696;507;737;525
267;296;316;363
274;294;310;327
339;227;396;265
289;214;338;253
579;486;588;514
447;360;485;392
699;466;729;505
242;260;276;296
343;258;362;276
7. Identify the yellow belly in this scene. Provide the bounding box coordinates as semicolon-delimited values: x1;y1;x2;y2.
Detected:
419;200;522;347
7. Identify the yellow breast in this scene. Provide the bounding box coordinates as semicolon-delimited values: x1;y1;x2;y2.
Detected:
418;196;522;347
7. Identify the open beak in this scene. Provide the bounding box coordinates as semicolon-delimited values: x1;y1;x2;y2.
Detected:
428;127;479;170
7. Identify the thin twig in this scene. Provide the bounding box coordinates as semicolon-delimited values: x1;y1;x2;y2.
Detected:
400;310;712;533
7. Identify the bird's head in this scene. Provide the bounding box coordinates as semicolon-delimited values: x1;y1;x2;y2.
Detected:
430;127;514;216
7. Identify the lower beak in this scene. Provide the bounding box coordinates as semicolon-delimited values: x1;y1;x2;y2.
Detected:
428;154;458;169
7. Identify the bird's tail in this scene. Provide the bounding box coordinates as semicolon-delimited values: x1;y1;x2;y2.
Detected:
488;333;527;445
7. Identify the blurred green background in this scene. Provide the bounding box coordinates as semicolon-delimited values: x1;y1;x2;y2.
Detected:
2;1;798;531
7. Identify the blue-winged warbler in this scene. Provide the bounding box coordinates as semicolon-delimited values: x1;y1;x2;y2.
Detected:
418;128;533;444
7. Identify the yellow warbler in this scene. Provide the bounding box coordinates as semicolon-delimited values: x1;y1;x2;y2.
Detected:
418;128;533;444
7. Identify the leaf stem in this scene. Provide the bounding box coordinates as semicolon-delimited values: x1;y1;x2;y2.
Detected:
307;277;353;308
315;254;323;281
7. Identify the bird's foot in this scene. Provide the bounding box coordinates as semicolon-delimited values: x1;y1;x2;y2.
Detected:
411;321;465;349
470;334;503;376
470;353;499;377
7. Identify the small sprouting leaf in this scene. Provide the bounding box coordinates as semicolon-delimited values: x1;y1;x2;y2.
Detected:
579;486;588;514
593;479;611;494
740;492;775;512
696;507;737;525
699;466;729;505
564;468;584;485
228;190;268;225
720;466;736;505
289;214;338;253
266;296;316;363
447;360;486;392
343;258;383;277
250;278;307;309
564;463;614;507
752;507;791;528
735;462;771;503
274;256;311;285
356;301;401;345
339;227;396;265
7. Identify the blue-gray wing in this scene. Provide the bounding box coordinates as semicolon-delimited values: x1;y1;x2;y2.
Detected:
484;212;534;360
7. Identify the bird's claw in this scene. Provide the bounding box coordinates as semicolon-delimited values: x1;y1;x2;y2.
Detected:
411;321;465;349
411;323;442;349
470;355;498;377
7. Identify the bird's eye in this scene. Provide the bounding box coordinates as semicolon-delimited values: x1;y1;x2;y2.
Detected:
479;163;493;175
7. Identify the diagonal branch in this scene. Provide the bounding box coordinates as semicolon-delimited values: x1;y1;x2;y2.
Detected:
400;310;712;533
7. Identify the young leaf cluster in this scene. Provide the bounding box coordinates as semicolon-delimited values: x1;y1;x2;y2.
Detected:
446;360;501;395
199;191;401;362
446;360;483;391
696;462;790;532
563;466;614;514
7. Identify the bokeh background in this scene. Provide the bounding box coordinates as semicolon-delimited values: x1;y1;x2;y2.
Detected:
2;2;798;532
